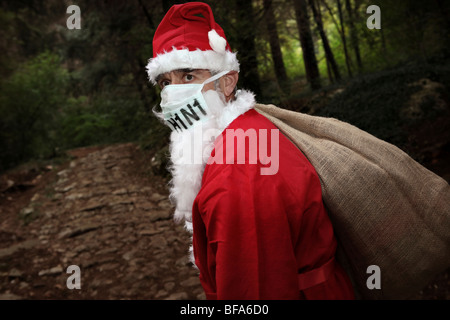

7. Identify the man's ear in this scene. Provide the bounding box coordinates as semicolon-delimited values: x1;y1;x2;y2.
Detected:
221;71;239;101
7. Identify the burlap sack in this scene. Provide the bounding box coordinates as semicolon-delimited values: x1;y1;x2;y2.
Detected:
254;103;450;299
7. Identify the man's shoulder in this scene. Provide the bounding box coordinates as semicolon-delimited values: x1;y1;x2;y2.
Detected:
224;108;277;132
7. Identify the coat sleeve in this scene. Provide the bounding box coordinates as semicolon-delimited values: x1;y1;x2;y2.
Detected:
196;160;310;300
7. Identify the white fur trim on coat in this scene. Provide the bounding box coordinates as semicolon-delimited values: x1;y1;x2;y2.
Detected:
146;48;240;84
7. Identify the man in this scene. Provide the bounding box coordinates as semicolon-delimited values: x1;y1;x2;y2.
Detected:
147;2;355;300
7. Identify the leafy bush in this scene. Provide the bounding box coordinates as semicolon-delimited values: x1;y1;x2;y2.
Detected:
0;52;68;172
0;51;161;173
313;61;450;147
60;94;153;149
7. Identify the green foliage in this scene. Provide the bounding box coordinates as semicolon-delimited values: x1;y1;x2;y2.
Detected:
0;52;68;171
0;1;164;173
1;0;449;176
0;50;160;172
281;39;305;80
60;93;156;149
314;60;450;147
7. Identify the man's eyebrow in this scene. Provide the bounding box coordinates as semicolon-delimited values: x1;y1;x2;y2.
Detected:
180;68;195;73
155;68;197;83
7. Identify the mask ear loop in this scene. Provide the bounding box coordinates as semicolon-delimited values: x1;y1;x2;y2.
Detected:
202;70;229;86
201;71;230;101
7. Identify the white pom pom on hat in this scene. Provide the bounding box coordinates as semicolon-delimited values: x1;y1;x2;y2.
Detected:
208;29;227;54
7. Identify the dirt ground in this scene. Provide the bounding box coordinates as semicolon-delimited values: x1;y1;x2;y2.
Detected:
0;143;203;300
0;109;449;300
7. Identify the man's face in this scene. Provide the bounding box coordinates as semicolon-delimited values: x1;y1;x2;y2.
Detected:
156;69;216;92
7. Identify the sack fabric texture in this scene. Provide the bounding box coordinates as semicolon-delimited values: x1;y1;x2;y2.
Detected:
254;103;450;299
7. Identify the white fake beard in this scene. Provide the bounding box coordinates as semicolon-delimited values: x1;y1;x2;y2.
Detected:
154;88;255;234
167;89;228;232
157;88;255;268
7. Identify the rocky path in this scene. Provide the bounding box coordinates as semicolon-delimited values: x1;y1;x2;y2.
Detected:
0;143;204;300
0;141;449;300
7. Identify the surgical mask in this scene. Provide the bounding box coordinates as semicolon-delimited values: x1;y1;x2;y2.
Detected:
160;70;229;132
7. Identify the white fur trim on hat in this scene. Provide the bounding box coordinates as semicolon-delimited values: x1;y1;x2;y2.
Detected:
146;48;240;84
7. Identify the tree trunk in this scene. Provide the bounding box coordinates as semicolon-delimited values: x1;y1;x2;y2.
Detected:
321;0;351;77
263;0;289;92
233;0;262;98
292;0;321;90
345;0;362;72
308;0;341;81
336;0;352;77
326;55;334;83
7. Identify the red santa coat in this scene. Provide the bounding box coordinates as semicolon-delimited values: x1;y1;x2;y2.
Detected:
192;109;355;300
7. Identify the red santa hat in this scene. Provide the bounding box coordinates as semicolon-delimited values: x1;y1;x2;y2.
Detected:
146;2;240;84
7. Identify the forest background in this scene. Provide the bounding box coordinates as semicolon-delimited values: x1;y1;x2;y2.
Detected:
1;0;449;177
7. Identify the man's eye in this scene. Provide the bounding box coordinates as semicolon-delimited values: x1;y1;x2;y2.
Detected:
184;74;194;81
160;80;170;88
